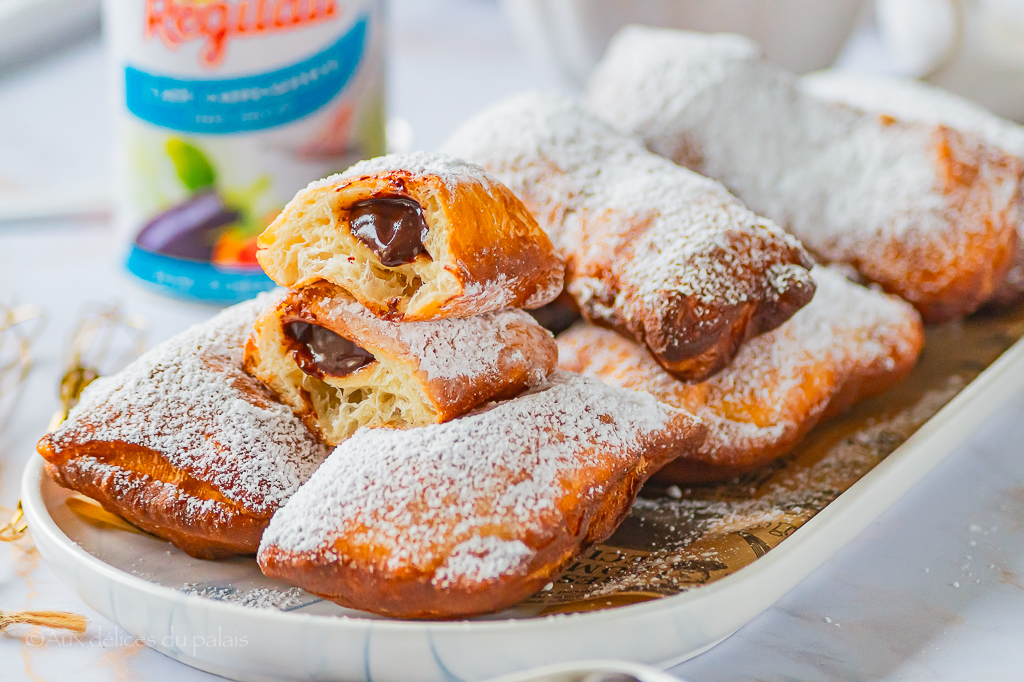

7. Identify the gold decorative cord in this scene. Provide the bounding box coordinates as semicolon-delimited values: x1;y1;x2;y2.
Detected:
0;610;87;634
2;304;147;636
0;502;27;543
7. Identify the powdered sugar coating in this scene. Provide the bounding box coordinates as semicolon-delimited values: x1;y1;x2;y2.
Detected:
802;71;1024;158
443;92;814;379
588;28;948;241
802;70;1024;301
46;295;330;513
317;288;552;384
586;27;1021;320
259;371;689;585
433;536;534;588
306;151;496;195
444;92;806;309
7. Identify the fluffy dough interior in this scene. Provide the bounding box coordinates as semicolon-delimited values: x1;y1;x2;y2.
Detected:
246;310;438;445
266;184;455;318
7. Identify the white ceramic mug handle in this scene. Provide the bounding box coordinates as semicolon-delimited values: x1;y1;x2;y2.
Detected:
876;0;965;76
922;0;966;77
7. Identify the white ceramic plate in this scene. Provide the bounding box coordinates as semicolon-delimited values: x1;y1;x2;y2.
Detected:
22;334;1024;682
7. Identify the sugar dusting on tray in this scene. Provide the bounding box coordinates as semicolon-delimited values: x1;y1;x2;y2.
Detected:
180;583;310;610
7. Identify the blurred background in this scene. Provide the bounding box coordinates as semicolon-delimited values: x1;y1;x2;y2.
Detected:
4;0;1024;235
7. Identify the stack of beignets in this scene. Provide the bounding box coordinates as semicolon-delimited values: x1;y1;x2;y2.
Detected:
37;296;331;559
36;64;968;619
249;152;563;444
587;26;1024;322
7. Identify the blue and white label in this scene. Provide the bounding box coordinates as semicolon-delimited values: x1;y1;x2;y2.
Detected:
127;245;277;304
126;17;367;134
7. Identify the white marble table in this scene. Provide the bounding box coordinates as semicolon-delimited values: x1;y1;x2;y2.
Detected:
2;2;1023;680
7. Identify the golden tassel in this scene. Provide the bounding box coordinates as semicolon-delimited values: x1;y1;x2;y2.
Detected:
0;610;87;634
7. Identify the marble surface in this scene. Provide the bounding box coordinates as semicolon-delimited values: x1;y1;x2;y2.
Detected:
2;1;1024;680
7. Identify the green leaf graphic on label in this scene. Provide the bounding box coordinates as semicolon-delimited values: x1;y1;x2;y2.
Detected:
167;138;216;192
223;175;273;237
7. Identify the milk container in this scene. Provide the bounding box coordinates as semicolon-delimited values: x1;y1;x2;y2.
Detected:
106;0;385;303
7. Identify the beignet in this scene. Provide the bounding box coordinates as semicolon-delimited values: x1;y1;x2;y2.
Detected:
558;267;924;483
443;92;816;382
37;296;331;559
244;282;557;445
257;371;706;619
587;27;1023;322
802;69;1024;307
256;152;565;321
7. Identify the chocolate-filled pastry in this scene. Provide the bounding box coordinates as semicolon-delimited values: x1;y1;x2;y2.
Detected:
558;267;924;483
244;281;557;445
443;93;816;382
36;296;331;560
257;371;706;619
587;27;1023;322
256;151;565;321
802;70;1024;307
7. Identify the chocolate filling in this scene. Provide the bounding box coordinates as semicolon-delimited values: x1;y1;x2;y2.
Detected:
528;300;581;336
349;196;430;267
284;321;376;379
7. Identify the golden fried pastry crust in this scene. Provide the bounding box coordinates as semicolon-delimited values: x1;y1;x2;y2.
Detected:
243;282;557;445
258;372;706;619
558;267;925;483
37;297;330;559
587;27;1023;322
802;70;1024;308
256;152;565;321
443;93;816;382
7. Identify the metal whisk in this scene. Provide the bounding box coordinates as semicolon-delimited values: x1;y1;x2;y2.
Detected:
47;303;148;431
0;301;44;425
0;301;44;542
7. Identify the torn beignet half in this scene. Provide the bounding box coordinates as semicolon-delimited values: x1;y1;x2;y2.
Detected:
443;93;816;382
257;371;706;619
256;151;565;321
243;282;558;445
36;296;331;560
558;267;925;483
586;27;1023;322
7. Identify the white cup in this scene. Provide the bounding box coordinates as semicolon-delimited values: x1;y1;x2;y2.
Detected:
501;0;868;87
877;0;1024;121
